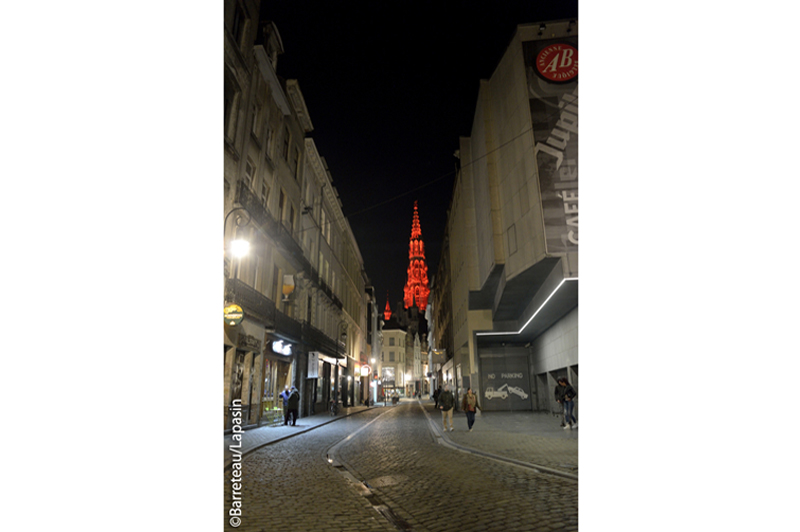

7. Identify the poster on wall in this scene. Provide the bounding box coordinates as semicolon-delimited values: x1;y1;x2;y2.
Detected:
308;351;319;378
480;356;531;411
523;36;578;255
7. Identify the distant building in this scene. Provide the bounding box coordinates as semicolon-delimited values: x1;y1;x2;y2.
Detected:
403;201;431;310
434;19;578;414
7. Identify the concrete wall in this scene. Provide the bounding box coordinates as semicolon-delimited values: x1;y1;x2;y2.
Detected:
530;306;578;373
530;307;578;416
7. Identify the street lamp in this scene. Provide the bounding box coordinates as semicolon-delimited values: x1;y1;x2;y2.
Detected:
224;207;252;273
230;238;250;258
224;207;252;325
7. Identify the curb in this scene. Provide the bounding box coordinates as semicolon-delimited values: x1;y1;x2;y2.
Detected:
421;403;578;481
223;407;379;472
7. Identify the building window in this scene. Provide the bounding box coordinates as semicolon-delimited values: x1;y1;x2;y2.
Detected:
260;181;269;207
282;126;290;160
224;70;240;140
289;146;298;178
265;126;274;160
289;205;295;233
244;159;255;190
389;352;395;362
229;1;246;48
293;147;302;180
279;189;286;222
389;338;395;346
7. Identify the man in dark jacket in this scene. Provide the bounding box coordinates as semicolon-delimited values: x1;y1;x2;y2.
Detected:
438;384;455;432
286;386;300;426
433;386;442;408
557;377;577;429
280;385;292;425
555;383;566;427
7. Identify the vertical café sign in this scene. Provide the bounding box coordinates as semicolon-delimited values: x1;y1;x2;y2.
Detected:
524;36;578;253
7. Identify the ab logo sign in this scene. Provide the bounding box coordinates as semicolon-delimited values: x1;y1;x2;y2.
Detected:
535;43;578;83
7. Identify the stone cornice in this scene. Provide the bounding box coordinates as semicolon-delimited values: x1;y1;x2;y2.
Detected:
254;45;290;116
286;80;314;133
304;138;327;186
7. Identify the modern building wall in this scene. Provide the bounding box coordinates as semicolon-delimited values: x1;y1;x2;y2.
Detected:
530;307;579;417
435;19;578;413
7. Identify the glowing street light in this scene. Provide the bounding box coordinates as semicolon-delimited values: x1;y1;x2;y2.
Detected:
230;238;250;258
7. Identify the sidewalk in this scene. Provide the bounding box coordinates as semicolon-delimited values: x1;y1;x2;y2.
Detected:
223;399;578;478
425;402;578;478
223;404;386;469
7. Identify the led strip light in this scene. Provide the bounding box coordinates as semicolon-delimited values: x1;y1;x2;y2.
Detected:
476;277;578;337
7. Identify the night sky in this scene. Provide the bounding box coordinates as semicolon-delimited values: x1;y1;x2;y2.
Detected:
261;0;579;308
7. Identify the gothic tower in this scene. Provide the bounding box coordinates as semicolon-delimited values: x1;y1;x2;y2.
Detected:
403;201;431;310
384;297;392;321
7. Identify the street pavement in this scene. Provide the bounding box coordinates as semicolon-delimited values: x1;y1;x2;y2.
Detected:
223;398;578;531
224;398;578;476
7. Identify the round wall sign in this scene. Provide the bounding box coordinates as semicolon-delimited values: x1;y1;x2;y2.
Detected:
224;303;243;326
535;43;578;83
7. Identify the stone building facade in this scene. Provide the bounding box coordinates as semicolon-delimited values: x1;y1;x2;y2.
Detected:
223;1;371;429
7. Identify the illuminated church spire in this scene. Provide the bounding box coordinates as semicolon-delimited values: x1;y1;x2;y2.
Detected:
384;295;392;321
403;201;430;310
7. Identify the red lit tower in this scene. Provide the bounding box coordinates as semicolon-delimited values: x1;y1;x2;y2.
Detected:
403;201;430;310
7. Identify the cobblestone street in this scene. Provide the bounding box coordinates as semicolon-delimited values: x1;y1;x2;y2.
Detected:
224;402;578;531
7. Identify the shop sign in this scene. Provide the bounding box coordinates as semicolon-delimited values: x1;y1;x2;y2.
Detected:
361;365;371;377
524;35;579;255
272;340;292;356
238;333;261;352
224;303;243;326
308;351;320;378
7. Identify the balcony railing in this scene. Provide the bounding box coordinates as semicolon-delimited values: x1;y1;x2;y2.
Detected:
236;181;312;273
226;277;344;357
302;322;342;358
275;306;302;340
225;277;276;327
233;182;343;310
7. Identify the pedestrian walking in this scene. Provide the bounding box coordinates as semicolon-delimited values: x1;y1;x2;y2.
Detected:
557;377;578;429
555;383;566;427
279;385;292;425
438;384;455;432
286;386;300;426
433;386;442;408
460;387;482;432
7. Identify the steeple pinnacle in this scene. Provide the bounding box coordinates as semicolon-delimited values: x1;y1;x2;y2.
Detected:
403;201;430;309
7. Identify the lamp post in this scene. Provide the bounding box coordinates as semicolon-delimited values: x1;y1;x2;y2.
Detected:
224;207;252;279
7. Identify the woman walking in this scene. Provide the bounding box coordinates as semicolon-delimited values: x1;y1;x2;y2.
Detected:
461;387;482;432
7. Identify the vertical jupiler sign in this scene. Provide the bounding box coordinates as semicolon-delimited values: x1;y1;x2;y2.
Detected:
524;36;578;253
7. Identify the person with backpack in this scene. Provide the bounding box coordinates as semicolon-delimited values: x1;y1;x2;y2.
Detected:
557;377;578;429
438;384;455;432
460;387;482;432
